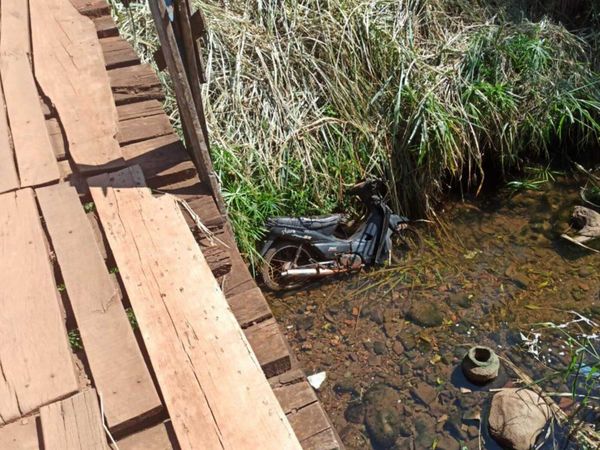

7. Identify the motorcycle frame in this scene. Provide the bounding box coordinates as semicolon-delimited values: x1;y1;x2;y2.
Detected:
260;200;408;267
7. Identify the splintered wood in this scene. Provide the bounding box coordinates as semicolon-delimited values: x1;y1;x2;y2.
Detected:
40;390;109;450
89;166;301;450
36;183;161;431
0;0;59;187
30;0;124;171
0;189;78;424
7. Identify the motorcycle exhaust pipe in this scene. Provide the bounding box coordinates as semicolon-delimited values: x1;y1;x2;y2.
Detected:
281;267;339;278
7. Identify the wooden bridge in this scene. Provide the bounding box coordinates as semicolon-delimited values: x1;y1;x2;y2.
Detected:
0;0;342;448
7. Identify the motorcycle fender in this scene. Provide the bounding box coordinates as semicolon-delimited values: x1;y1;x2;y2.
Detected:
260;238;276;257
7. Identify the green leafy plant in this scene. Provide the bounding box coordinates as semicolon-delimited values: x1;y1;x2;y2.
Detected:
109;0;600;267
68;329;82;350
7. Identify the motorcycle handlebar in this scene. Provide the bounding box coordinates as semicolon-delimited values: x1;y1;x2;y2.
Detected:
345;179;384;197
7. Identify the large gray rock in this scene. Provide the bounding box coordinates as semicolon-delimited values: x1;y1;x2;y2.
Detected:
488;388;551;450
363;384;402;448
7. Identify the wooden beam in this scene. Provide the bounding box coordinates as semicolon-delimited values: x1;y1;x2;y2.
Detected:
0;0;59;187
31;0;125;173
40;389;109;450
148;0;226;215
93;15;118;38
117;114;173;146
0;189;78;423
36;183;162;431
109;64;164;105
100;36;140;70
89;166;301;450
70;0;110;17
226;287;272;328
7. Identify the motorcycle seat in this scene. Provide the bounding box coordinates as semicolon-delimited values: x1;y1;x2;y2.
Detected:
268;214;344;233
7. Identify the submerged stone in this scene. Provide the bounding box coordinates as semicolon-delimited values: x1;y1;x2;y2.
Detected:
363;384;402;449
406;301;444;327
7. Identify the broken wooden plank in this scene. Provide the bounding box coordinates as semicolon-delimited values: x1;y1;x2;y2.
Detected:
0;189;78;424
0;0;59;187
93;15;118;38
46;118;67;160
31;0;124;173
40;389;108;450
117;422;176;450
0;418;41;450
70;0;110;17
100;36;140;70
117;114;173;146
120;134;196;187
245;318;292;378
36;183;161;431
109;64;164;105
0;77;19;194
201;245;232;279
227;287;273;328
89;166;301;450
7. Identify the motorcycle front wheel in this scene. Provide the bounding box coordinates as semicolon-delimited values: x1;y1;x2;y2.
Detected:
261;241;314;291
391;226;423;264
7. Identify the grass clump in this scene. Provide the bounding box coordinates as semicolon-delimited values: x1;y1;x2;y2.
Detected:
109;0;600;265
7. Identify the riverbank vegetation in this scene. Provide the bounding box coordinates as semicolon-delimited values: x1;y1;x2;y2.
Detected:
109;0;600;264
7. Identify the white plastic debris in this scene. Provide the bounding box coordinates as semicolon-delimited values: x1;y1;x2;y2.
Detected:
307;371;326;390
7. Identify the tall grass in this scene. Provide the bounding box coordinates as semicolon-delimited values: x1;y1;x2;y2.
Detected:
109;0;600;265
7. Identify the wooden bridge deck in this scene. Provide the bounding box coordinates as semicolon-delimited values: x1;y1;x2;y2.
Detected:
0;0;342;448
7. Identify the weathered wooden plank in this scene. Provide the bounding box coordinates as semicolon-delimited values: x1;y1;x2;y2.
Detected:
188;194;224;228
202;245;232;279
31;0;124;173
70;0;110;17
89;166;301;450
273;380;318;414
46;118;67;161
117;100;164;121
0;418;41;450
93;15;118;38
301;428;342;450
117;114;173;146
109;64;164;105
36;183;162;431
227;287;272;328
100;36;140;70
0;77;19;194
117;422;175;450
40;389;108;450
0;0;59;187
287;403;332;443
245;318;292;378
120;134;196;187
0;189;78;424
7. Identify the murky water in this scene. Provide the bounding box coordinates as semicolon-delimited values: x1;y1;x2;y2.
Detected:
268;178;599;449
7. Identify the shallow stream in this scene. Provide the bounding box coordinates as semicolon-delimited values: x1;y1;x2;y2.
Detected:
268;178;599;449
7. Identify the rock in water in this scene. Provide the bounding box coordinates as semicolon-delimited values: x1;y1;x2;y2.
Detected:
488;388;551;450
363;384;402;448
406;301;443;327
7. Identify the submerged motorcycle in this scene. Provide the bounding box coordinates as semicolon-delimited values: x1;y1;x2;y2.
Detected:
260;179;422;290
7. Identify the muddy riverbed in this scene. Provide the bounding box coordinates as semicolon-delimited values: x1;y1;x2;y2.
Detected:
267;178;599;449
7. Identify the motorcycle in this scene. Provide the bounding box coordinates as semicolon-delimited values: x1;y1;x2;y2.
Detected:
259;179;423;290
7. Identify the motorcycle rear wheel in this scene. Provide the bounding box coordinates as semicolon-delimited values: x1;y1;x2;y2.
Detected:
261;241;314;291
391;226;423;264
